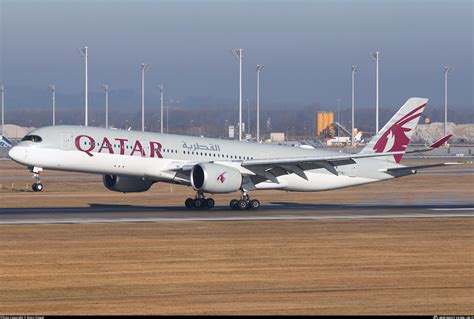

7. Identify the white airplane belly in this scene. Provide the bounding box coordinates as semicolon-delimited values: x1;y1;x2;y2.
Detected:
255;171;376;192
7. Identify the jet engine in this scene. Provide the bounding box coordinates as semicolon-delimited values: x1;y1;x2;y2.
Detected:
190;163;242;194
103;175;153;193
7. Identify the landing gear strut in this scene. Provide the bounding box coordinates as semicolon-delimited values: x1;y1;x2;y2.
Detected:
230;190;260;210
185;192;215;210
29;166;44;192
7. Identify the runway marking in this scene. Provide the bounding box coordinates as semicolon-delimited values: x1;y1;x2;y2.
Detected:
430;208;474;211
0;213;473;225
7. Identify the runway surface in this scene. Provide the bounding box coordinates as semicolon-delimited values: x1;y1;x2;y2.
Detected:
1;203;473;224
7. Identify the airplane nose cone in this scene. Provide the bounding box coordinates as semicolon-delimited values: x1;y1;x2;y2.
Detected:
8;146;24;162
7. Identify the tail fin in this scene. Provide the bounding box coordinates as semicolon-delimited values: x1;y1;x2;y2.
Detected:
360;97;428;163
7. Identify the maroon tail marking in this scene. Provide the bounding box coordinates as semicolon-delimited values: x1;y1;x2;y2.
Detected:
373;103;426;163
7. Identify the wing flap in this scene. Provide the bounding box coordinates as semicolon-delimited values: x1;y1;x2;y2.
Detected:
243;151;404;181
242;151;404;167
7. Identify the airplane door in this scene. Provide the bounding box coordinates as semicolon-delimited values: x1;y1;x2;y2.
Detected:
61;133;71;150
349;164;356;177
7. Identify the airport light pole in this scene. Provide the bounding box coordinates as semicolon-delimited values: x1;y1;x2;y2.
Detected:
102;84;109;128
80;47;88;126
158;84;164;134
370;51;380;133
233;48;243;141
247;98;250;137
166;99;169;134
141;63;150;132
336;98;341;137
256;64;264;142
444;66;451;137
49;84;56;126
1;85;4;136
351;65;358;146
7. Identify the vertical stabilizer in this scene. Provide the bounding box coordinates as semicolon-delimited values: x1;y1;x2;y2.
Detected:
360;97;428;163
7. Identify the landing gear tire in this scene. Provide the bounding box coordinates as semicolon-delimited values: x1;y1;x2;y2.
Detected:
32;183;43;192
185;198;195;208
206;198;215;209
230;199;239;210
194;198;205;209
249;199;260;210
237;200;248;210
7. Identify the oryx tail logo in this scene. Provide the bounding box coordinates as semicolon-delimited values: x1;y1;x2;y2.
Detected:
373;103;426;163
217;172;226;183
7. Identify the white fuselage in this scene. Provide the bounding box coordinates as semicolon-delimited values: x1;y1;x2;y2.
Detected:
9;125;399;193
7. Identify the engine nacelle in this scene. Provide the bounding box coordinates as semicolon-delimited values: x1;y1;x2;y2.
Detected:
190;163;242;194
103;175;153;193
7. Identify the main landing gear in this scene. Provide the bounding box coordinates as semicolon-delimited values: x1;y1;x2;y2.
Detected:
29;166;44;192
185;192;215;210
184;190;261;210
229;191;260;210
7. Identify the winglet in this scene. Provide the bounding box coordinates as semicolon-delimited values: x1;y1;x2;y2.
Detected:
430;134;452;148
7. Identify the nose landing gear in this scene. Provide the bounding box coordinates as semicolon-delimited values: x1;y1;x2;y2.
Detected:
32;182;43;192
29;166;44;192
229;191;260;210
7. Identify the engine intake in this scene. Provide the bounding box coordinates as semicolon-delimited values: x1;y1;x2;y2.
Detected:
103;175;153;193
191;163;242;194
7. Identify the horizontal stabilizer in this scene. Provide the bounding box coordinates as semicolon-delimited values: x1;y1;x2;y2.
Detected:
430;134;453;148
406;134;453;154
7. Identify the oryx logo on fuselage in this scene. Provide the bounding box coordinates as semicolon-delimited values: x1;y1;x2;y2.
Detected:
75;135;163;158
217;172;226;183
373;103;425;163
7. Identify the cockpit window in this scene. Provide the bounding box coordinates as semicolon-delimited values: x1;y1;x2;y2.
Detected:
21;135;42;142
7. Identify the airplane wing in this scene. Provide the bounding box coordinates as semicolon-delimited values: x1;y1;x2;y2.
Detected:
240;151;406;183
405;134;452;154
164;151;406;184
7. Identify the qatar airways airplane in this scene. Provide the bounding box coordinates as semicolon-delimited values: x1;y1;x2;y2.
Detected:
8;97;453;210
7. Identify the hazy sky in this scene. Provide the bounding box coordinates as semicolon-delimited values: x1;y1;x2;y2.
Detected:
0;0;473;109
